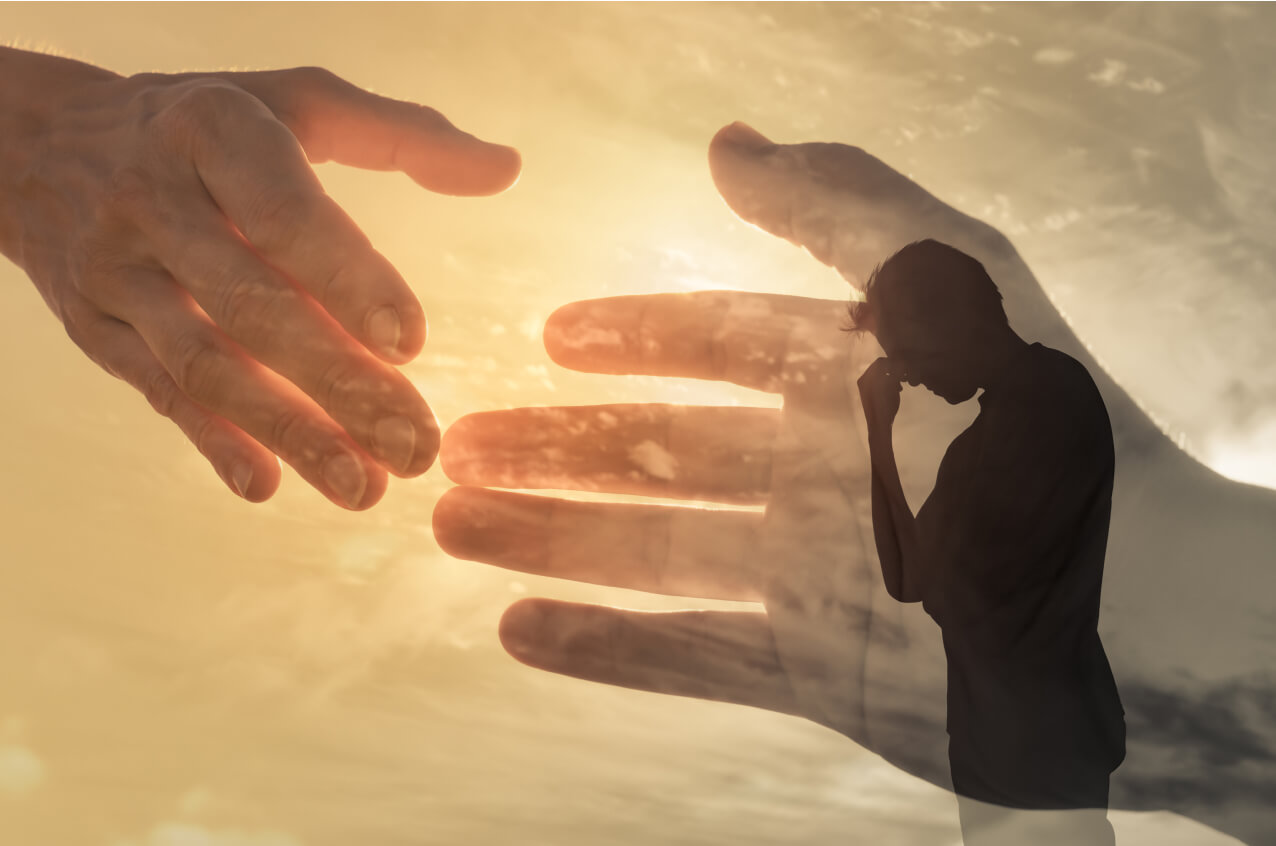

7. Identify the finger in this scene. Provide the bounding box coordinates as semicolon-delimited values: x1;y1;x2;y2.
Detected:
709;121;986;290
500;599;800;717
70;307;282;502
230;67;522;196
434;487;766;601
155;80;427;362
544;291;850;393
97;268;388;509
133;191;437;477
441;405;778;504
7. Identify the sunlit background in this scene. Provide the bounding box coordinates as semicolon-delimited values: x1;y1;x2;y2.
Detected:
2;3;1272;844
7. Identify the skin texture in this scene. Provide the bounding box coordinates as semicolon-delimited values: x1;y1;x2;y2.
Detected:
0;47;520;508
434;123;1276;843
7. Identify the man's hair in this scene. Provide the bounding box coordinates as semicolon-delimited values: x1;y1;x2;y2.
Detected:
844;239;1006;334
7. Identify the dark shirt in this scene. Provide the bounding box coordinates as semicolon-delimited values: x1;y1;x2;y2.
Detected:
914;343;1125;808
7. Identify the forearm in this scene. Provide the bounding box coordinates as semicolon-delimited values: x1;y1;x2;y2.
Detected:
0;46;119;261
869;468;908;599
866;424;924;602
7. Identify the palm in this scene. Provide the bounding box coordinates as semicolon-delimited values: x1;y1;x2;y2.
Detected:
433;126;971;784
433;123;1276;841
429;123;1044;789
434;288;948;784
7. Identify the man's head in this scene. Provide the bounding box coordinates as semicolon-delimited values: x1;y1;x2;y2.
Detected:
847;240;1011;404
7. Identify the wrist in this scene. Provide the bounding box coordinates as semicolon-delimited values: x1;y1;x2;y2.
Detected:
0;47;119;261
865;415;896;450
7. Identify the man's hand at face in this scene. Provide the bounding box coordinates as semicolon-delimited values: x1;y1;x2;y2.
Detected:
0;49;520;508
857;355;903;432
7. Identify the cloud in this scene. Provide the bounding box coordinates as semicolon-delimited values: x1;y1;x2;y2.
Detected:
1115;676;1276;811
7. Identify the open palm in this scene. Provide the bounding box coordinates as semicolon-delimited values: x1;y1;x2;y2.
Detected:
433;123;1276;843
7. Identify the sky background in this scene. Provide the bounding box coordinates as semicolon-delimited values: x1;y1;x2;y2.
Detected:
1;3;1272;845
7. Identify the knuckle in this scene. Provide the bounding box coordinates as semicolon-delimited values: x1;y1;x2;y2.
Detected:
267;408;312;454
154;80;253;147
141;367;180;418
60;302;105;358
213;277;256;338
101;164;155;218
125;76;173;122
410;102;453;133
315;249;362;309
185;411;216;457
214;271;291;347
290;66;343;93
62;314;90;353
70;239;130;300
243;188;317;250
316;356;362;413
170;331;226;400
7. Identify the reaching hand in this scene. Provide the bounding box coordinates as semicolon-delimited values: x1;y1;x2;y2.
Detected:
433;122;1276;843
434;120;961;786
0;48;520;508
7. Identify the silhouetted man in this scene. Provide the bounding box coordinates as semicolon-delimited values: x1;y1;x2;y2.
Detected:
853;240;1126;844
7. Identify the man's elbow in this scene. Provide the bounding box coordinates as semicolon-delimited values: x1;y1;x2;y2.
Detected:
881;575;925;604
890;586;925;604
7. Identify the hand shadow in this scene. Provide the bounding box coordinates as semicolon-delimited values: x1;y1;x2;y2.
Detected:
434;123;1276;845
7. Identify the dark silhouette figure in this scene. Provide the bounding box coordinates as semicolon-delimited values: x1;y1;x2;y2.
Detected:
853;240;1126;844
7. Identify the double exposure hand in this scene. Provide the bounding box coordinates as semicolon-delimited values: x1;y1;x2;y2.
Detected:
0;47;520;507
432;122;1276;843
431;121;983;788
434;285;954;787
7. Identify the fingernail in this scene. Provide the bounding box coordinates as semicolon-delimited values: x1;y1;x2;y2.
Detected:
367;306;402;358
230;462;253;499
374;415;416;474
323;452;367;509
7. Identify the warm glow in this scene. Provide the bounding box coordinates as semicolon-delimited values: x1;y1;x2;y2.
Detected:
0;5;1269;846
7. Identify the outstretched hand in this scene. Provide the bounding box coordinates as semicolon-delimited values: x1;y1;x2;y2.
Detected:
433;122;1276;841
433;122;972;787
435;287;953;785
1;50;520;508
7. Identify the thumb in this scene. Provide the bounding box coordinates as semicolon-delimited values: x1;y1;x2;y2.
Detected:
707;121;951;289
234;66;521;196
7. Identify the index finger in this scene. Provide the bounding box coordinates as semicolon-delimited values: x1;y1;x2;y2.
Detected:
544;291;850;393
708;122;967;291
166;82;426;363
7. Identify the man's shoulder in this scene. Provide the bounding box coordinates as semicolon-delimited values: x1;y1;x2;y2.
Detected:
1025;345;1105;405
997;344;1112;446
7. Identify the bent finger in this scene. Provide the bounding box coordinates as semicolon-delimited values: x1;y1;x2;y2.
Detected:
100;268;387;509
500;599;800;717
72;310;281;501
134;192;437;477
441;405;778;504
153;80;427;362
433;487;766;601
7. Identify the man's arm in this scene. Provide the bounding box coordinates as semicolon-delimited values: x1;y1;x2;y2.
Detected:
858;357;926;603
